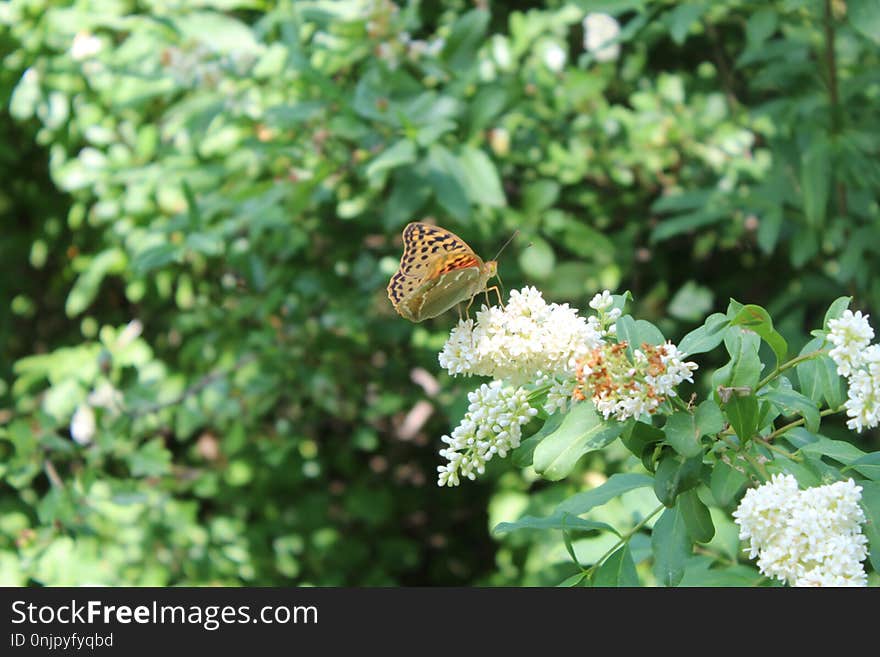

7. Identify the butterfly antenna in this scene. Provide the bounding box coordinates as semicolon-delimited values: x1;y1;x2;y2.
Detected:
491;229;520;262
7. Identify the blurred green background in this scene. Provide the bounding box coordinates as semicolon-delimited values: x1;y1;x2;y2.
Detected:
1;0;879;585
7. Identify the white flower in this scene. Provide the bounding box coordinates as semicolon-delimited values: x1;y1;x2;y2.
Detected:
827;309;874;377
70;31;102;61
827;307;880;432
438;286;604;386
576;341;697;422
733;475;868;587
541;42;567;72
491;35;513;70
437;382;538;487
589;290;614;311
70;404;96;445
842;345;880;432
642;343;698;397
582;13;620;62
543;378;576;415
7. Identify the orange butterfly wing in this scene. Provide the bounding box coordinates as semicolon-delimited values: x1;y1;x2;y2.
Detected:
387;222;482;309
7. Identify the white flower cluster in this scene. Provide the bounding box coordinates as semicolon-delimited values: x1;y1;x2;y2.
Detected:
828;309;875;377
541;42;567;72
587;342;698;422
437;382;538;487
582;13;621;62
438;286;605;387
733;474;868;587
828;308;880;432
435;288;697;484
70;31;102;61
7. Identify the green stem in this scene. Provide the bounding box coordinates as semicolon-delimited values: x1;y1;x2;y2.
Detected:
526;383;553;404
671;395;690;412
754;436;802;461
763;406;844;443
755;350;824;392
585;504;665;577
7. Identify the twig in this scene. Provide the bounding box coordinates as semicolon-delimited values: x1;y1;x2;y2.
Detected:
43;458;65;490
755;350;824;392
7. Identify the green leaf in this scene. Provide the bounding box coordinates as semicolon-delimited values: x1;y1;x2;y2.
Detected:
730;304;787;366
678;313;729;356
443;9;490;69
861;482;880;571
468;86;508;134
426;146;470;221
533;403;628;480
797;436;867;465
615;316;665;358
766;450;823;488
558;572;589;587
512;433;542;467
761;388;820;433
593;546;640;587
128;439;172;478
849;0;880;45
799;337;844;409
653;454;703;507
801;139;830;227
850;453;880;481
665;3;707;45
66;249;127;317
652;506;691;587
726;299;744;316
678;557;763;586
522;180;559;214
652;207;729;241
457;146;506;207
823;296;852;330
385;169;431;230
366;140;417;180
710;461;748;508
679;490;715;543
696;400;725;435
790;226;818;267
518;236;555;281
757;207;782;254
174;11;259;54
664;411;703;458
724;393;759;442
668;281;713;322
131;243;181;277
493;514;617;535
621;421;663;460
556;473;655;516
746;8;778;45
514;407;571;467
712;326;762;390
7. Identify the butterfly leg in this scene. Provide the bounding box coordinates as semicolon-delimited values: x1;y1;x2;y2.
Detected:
484;285;504;309
464;294;476;319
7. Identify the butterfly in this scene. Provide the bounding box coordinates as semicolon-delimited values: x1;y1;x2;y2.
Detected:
387;222;499;322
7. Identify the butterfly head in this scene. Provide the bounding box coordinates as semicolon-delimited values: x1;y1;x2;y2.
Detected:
484;260;498;278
